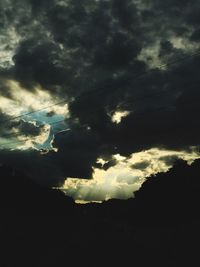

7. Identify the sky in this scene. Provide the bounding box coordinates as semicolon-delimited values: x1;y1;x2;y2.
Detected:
0;0;200;203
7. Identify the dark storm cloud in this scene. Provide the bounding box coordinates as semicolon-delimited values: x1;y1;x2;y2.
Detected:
0;0;33;39
0;112;15;136
0;79;12;97
12;39;69;90
17;120;47;137
10;0;143;96
0;127;99;186
0;148;64;186
0;0;200;186
49;127;101;179
0;111;46;138
131;161;150;170
0;112;19;135
158;155;179;167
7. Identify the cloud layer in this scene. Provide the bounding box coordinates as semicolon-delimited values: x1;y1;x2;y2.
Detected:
0;0;200;199
61;148;200;203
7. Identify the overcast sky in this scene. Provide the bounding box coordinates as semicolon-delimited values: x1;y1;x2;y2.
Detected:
0;0;200;203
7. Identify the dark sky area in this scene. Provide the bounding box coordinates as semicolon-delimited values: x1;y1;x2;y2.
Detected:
1;1;200;266
1;0;200;203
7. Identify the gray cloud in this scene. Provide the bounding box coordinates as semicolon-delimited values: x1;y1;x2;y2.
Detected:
0;148;64;186
131;161;150;170
0;111;47;138
0;0;200;190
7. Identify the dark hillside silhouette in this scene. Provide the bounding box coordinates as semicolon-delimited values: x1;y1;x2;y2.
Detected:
1;159;200;221
0;164;75;215
1;160;200;266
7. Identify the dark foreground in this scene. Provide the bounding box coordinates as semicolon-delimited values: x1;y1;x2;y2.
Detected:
1;160;200;266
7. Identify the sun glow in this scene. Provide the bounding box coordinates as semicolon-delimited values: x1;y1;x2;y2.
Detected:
111;110;130;124
61;147;200;203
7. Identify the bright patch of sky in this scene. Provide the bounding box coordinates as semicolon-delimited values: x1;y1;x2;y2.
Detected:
0;80;70;150
111;110;130;124
61;147;200;203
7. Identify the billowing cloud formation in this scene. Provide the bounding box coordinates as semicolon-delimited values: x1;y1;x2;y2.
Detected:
0;0;200;196
0;80;68;117
0;110;50;149
0;80;69;151
61;148;200;203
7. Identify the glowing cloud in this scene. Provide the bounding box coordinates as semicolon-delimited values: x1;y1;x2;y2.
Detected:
111;110;130;124
16;122;51;150
0;80;70;150
4;80;69;117
61;147;200;203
